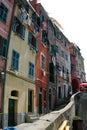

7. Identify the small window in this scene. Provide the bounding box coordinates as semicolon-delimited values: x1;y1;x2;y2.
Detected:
51;45;56;56
41;54;45;69
11;50;19;71
28;31;38;51
49;89;51;93
55;45;58;53
66;54;68;61
39;87;42;93
0;3;8;23
2;38;8;57
56;62;59;70
40;12;44;22
11;90;18;97
62;66;65;73
28;62;34;78
42;30;47;44
0;36;8;57
49;63;54;83
62;50;64;58
67;69;69;75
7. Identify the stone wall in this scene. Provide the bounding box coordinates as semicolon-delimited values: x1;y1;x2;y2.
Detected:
75;91;87;130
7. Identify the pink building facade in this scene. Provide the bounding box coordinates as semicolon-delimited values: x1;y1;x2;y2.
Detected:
0;0;14;128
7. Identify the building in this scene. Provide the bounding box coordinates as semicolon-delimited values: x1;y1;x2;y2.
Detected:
30;1;49;114
0;0;14;128
47;19;57;110
51;18;72;105
3;0;38;127
69;42;86;93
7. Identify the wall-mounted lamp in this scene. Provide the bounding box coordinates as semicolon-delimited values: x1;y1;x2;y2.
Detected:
1;72;5;80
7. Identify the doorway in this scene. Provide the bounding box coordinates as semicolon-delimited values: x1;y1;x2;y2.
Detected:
8;99;17;126
38;88;42;114
28;90;33;112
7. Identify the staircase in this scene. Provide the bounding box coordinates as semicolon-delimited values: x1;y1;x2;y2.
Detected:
25;113;40;123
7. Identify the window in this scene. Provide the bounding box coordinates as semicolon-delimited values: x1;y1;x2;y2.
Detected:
55;45;58;53
29;62;34;78
67;69;69;75
66;54;68;61
0;36;8;57
12;16;26;40
62;50;64;58
51;45;56;56
49;63;54;83
56;62;60;70
11;90;18;97
28;31;38;51
41;54;45;69
40;12;44;22
42;30;47;44
62;66;65;73
11;50;19;70
0;3;8;23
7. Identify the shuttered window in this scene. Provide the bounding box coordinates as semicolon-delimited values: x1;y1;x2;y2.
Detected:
0;3;8;23
2;38;8;57
29;62;34;78
28;31;38;51
11;50;19;70
12;16;26;40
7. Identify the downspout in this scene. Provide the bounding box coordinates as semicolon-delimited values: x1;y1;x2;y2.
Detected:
2;0;16;128
46;20;50;113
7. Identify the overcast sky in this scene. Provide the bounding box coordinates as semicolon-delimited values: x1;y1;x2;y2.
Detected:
41;0;87;79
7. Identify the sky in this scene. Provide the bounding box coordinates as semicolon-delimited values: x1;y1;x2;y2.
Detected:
40;0;87;80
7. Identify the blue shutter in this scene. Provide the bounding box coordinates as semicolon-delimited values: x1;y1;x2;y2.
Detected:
2;38;7;57
28;32;32;45
11;50;19;70
29;62;34;77
12;17;17;32
19;11;24;22
21;26;26;40
15;53;19;70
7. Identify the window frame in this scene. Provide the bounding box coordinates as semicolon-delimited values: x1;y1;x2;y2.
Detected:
0;3;8;23
11;50;19;71
12;16;26;40
28;62;34;78
40;53;46;69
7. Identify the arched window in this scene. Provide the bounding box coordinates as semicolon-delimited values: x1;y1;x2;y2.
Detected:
11;90;18;97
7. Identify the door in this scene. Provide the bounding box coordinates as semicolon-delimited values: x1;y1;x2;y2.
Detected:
49;93;51;110
8;99;17;126
28;90;32;112
39;93;42;114
58;87;61;98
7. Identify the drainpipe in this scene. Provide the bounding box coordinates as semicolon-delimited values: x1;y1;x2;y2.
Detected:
1;0;16;128
46;20;49;113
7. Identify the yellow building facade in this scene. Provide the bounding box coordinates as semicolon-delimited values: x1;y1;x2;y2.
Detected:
3;1;37;127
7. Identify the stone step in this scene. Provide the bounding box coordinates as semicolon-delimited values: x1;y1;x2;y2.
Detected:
25;113;40;123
